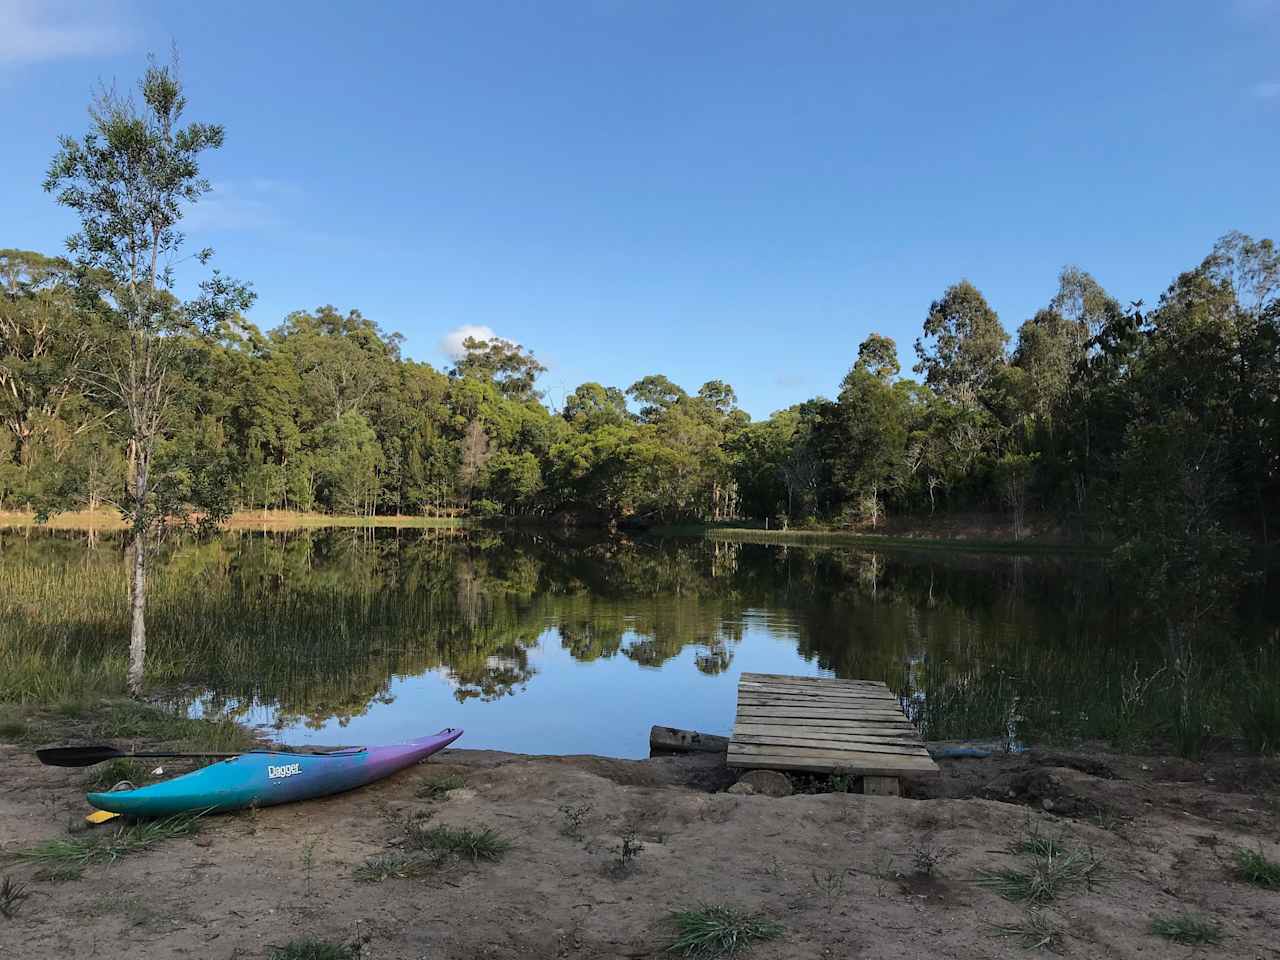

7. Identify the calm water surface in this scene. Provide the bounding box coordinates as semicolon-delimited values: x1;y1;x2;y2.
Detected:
5;527;1275;756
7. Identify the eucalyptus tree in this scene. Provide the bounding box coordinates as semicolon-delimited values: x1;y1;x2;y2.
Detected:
44;59;254;694
913;280;1009;405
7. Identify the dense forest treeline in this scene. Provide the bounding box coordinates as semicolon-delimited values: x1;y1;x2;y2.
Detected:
4;231;1277;544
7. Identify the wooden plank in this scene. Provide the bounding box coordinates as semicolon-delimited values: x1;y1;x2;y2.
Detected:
737;693;902;709
732;721;919;742
737;689;898;706
741;685;895;699
732;734;930;757
732;725;926;747
738;678;895;696
727;750;940;777
742;673;889;689
728;742;937;769
863;776;901;796
733;715;917;732
737;698;905;713
737;705;910;721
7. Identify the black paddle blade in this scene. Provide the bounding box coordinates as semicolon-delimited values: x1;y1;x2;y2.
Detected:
36;745;127;767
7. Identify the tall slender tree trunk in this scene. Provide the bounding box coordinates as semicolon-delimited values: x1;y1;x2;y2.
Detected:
127;531;147;695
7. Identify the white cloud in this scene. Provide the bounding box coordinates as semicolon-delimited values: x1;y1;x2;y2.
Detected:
182;179;299;232
0;0;133;65
439;324;499;359
1250;81;1280;99
775;372;809;388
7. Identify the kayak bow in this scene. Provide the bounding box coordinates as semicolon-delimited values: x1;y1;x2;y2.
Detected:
86;728;463;817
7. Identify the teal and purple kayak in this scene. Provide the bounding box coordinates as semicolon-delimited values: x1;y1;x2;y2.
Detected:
86;728;463;817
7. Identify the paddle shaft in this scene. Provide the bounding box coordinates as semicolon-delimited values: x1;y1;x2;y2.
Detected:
35;745;247;767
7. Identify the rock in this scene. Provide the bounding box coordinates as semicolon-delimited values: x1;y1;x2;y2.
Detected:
726;782;755;795
735;770;793;798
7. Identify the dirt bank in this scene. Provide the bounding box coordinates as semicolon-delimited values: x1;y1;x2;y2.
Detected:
1;739;1277;959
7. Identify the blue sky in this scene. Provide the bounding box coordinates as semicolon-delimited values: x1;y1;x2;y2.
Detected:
3;1;1277;418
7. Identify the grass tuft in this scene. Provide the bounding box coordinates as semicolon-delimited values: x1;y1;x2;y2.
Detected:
1150;913;1221;945
414;773;464;800
991;910;1063;952
978;848;1104;905
11;814;203;867
268;939;361;960
1233;846;1280;889
352;851;447;882
404;823;510;863
1010;821;1066;859
665;905;784;959
1;875;31;919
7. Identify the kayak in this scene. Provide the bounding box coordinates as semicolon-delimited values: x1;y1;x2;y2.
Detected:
86;728;463;817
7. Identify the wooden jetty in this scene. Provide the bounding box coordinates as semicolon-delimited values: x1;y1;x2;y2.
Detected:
727;672;939;795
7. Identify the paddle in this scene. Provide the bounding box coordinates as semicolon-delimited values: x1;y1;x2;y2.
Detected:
35;745;247;768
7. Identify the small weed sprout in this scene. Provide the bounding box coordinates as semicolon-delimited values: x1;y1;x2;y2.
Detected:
910;841;955;877
301;836;318;895
558;802;593;838
811;868;847;900
607;830;644;878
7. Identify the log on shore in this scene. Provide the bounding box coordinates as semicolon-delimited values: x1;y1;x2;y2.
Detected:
649;725;730;755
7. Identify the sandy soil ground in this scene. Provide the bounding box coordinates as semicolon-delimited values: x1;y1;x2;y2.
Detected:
1;741;1277;959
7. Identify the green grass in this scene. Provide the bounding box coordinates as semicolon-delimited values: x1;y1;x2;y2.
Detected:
404;823;511;863
978;848;1104;905
84;757;152;789
665;905;784;959
87;701;256;752
1150;913;1222;945
1233;847;1280;889
1236;648;1280;753
415;773;465;800
268;939;361;960
11;814;203;867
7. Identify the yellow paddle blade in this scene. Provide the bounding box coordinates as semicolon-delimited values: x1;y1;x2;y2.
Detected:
85;809;121;825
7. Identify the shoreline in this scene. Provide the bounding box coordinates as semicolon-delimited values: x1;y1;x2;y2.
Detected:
0;509;469;532
0;508;1104;554
2;705;1277;958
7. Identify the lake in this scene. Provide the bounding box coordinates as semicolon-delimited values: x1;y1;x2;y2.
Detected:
1;526;1275;756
